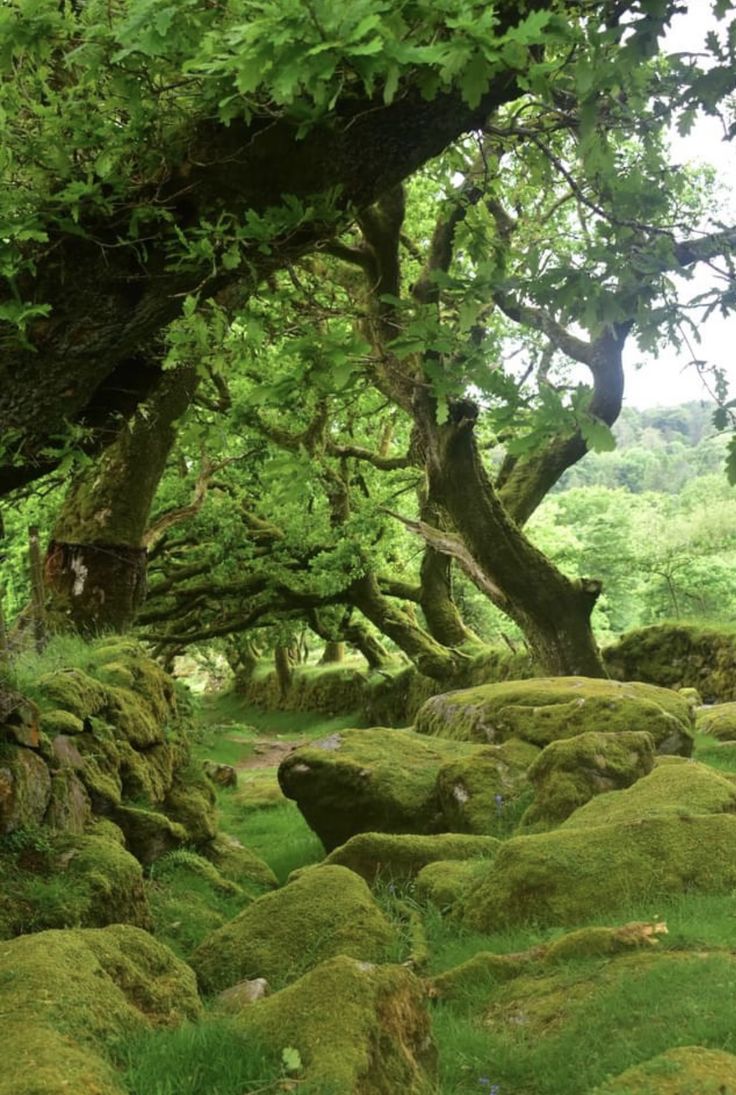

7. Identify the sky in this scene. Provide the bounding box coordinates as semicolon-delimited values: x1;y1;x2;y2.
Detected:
624;4;735;409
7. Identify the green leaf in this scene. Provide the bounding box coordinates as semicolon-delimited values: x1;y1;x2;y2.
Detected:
459;52;490;108
579;416;617;453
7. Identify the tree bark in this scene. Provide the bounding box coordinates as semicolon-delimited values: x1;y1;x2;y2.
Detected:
274;645;294;699
44;365;199;634
422;400;606;677
320;641;345;664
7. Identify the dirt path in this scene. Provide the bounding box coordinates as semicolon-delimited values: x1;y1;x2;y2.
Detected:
232;738;306;770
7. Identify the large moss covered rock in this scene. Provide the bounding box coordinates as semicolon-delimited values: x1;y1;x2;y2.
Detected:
520;730;656;829
162;767;218;844
278;728;478;850
201;832;278;892
414;858;493;911
237;955;436;1094
697;702;736;741
191;864;398;993
561;760;736;829
435;738;537;835
37;668;108;720
592;1045;736;1094
113;804;188;865
461;815;736;930
323;831;500;882
0;924;201;1095
414;677;693;755
0;743;51;834
605;623;736;703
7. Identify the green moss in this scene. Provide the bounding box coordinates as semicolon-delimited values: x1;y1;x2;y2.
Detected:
0;1023;126;1095
237;955;436;1094
429;950;530;1000
201;833;278;892
461;815;736;931
63;833;152;928
605;624;736;703
36;668;108;718
0;743;51;833
591;1046;736;1094
233;768;285;810
113;805;187;866
117;740;174;805
323;831;500;882
190;864;398;993
435;738;538;835
697;702;736;741
96;661;136;689
278;727;478;851
39;708;85;736
544;922;668;962
414;858;494;911
105;685;163;749
562;760;736;829
521;731;656;829
163;768;217;844
414;677;693;755
74;729;123;807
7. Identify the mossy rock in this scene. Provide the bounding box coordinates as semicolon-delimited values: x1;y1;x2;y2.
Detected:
520;730;656;829
96;660;136;690
113;804;188;865
39;708;85;737
104;684;163;749
91;640;176;724
74;729;123;808
61;833;152;928
544;921;668;962
37;668;109;719
323;831;500;883
697;702;736;741
592;1045;736;1094
233;768;286;811
190;864;398;994
237;955;436;1094
0;743;51;835
201;832;278;892
561;760;736;829
278;727;479;851
117;739;174;805
45;768;92;834
428;951;530;1000
414;677;693;755
414;858;494;911
461;815;736;931
0;923;201;1094
163;767;217;844
435;738;538;835
605;624;736;703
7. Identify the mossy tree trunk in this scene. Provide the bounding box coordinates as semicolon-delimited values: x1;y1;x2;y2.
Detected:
44;365;199;636
274;645;294;698
420;397;605;677
320;641;345;664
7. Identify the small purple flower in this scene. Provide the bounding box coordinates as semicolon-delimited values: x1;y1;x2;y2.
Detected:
494;793;505;812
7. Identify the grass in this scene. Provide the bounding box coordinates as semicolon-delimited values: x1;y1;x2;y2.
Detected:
115;1018;283;1095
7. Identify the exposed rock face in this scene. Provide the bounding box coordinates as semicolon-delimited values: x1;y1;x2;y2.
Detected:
520;730;656;828
191;864;398;994
0;924;201;1095
236;955;437;1094
414;676;694;755
322;831;500;882
460;815;736;931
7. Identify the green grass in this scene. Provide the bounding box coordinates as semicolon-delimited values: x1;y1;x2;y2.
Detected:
220;798;325;884
693;730;736;774
0;633;99;705
115;1018;282;1095
195;690;368;739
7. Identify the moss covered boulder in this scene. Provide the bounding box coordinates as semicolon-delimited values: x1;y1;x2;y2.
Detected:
237;955;436;1094
113;804;188;865
561;760;736;829
278;728;479;850
435;738;537;835
37;668;109;720
191;864;398;993
0;923;201;1095
0;743;51;834
323;832;500;882
162;767;217;844
697;702;736;741
202;832;278;892
592;1045;736;1094
461;815;736;931
605;624;736;703
414;858;493;911
520;730;655;829
414;677;693;755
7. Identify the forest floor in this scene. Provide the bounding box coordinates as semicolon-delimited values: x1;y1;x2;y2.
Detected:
157;689;736;1095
